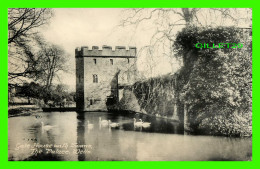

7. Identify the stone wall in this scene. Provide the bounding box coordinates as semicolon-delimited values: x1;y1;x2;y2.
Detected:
75;57;84;110
118;74;184;121
76;46;137;111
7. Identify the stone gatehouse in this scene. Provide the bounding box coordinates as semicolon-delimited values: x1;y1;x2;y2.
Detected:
75;45;137;111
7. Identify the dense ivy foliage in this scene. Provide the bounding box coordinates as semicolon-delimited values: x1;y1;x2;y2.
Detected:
132;75;177;116
174;27;252;136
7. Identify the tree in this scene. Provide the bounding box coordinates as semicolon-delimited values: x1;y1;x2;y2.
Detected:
8;8;53;44
174;27;252;136
119;8;252;76
19;82;42;103
8;36;42;82
48;84;74;106
120;9;252;136
121;8;251;40
34;35;68;91
8;8;53;83
8;33;69;105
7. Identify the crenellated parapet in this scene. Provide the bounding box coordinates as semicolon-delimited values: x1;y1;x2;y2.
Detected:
75;45;137;58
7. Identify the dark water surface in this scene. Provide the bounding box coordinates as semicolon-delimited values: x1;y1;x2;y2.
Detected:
8;111;252;161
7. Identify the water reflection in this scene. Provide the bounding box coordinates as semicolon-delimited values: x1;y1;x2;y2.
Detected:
8;111;252;161
76;113;86;161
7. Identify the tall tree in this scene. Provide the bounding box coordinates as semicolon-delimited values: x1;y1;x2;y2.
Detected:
174;26;252;136
119;8;251;76
8;8;53;83
33;35;68;91
8;8;52;44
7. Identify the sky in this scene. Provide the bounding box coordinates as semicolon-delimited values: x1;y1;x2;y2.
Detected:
39;8;251;92
40;8;177;91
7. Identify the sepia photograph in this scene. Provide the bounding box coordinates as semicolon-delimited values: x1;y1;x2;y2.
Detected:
8;8;252;161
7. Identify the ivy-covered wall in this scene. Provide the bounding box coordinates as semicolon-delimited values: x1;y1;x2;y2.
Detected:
174;26;252;137
117;26;252;137
117;73;184;121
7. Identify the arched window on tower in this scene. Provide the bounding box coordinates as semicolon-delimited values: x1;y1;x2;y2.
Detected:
110;59;113;65
93;74;98;83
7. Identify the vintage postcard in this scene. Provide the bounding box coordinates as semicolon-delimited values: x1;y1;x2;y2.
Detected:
8;8;252;161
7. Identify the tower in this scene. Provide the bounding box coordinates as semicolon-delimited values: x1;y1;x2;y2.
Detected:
75;45;137;111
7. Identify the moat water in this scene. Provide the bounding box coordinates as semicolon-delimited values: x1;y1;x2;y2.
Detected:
8;111;252;161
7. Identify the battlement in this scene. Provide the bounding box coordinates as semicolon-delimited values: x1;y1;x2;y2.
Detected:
75;45;137;57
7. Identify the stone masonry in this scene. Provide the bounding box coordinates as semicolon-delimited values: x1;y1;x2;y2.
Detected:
75;45;137;111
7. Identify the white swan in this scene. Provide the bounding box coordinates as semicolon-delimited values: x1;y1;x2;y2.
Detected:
87;120;94;129
41;122;54;131
133;118;143;127
99;117;109;126
139;119;151;128
108;120;119;128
